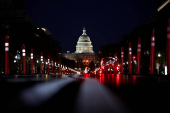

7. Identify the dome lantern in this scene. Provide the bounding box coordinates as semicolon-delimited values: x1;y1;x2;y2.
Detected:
82;26;87;35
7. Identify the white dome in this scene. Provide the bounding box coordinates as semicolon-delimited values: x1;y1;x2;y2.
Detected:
75;27;94;53
78;35;91;42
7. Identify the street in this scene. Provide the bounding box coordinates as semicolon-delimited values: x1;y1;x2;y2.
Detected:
0;74;170;113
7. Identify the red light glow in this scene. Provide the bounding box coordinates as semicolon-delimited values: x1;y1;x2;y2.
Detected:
102;66;104;69
116;75;120;87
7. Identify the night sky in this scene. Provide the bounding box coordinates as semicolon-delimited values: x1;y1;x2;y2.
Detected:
24;0;164;53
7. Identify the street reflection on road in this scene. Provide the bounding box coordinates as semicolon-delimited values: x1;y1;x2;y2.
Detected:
83;74;137;88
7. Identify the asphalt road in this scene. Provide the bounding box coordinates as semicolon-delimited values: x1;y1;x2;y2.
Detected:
84;74;170;113
0;74;170;113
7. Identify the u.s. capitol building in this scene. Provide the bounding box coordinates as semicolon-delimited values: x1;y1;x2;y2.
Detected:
62;27;100;70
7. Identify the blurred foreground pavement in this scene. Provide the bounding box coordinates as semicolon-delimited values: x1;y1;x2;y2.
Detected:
0;74;170;113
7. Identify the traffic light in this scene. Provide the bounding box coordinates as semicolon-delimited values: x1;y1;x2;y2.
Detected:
83;59;89;65
83;60;86;65
133;56;136;61
86;60;89;65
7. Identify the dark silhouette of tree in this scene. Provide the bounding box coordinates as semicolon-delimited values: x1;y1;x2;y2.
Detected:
89;61;95;71
61;57;76;68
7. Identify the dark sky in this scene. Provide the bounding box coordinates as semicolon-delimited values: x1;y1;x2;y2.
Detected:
24;0;164;53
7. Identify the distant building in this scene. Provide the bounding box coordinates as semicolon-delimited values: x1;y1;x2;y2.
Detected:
0;0;56;75
63;27;100;70
0;0;52;41
0;0;31;23
0;0;25;9
37;27;52;36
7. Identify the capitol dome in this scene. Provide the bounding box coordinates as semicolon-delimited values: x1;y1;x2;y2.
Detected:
75;27;94;53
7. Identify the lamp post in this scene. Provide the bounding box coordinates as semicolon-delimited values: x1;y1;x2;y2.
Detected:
36;60;39;74
15;50;20;75
158;53;161;74
48;56;50;75
31;49;34;74
45;62;48;74
40;52;43;74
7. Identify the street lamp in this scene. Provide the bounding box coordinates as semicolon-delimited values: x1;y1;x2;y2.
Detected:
36;60;39;73
158;53;161;57
158;53;161;74
16;50;20;75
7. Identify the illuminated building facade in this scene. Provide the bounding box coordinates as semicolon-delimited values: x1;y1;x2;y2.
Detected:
63;27;100;70
75;27;94;53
